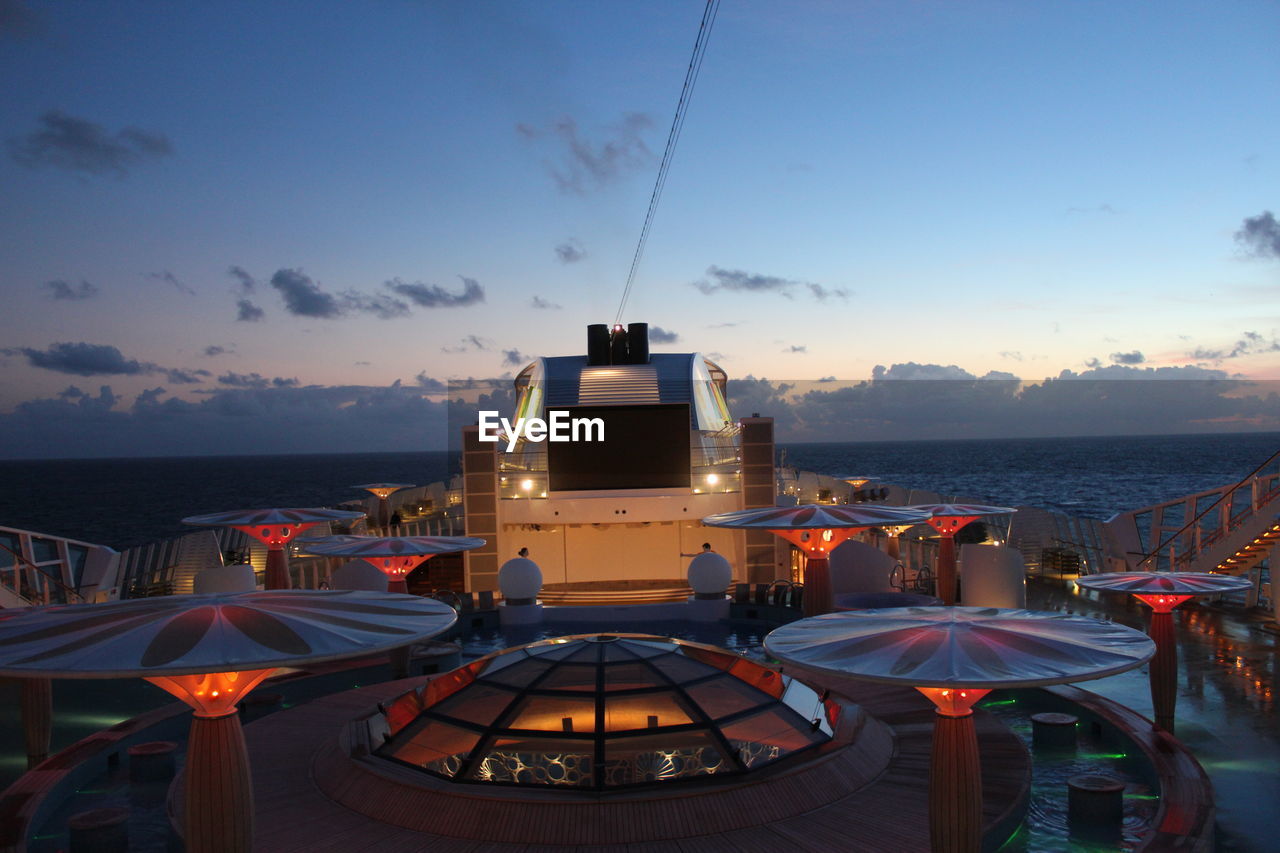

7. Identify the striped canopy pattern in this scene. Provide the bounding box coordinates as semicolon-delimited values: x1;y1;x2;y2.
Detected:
0;590;457;678
297;534;486;559
182;507;366;527
764;606;1154;689
906;503;1016;518
1075;572;1252;596
702;504;933;530
352;483;414;491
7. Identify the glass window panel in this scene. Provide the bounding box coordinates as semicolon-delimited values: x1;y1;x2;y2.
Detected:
67;545;89;585
471;736;594;786
380;719;480;778
0;533;17;568
431;683;517;728
30;537;59;563
601;662;660;692
603;733;730;785
481;657;554;688
538;663;600;692
603;692;694;732
420;662;479;705
684;676;770;720
602;641;643;661
507;696;596;733
782;680;833;735
726;658;785;698
527;641;586;661
644;652;721;684
564;643;603;663
720;709;824;769
621;639;675;658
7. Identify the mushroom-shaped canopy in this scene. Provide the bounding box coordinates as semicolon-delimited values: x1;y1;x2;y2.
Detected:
1075;572;1252;597
906;503;1016;534
0;590;457;678
764;607;1153;690
296;534;486;559
353;483;414;498
702;504;932;530
183;507;367;528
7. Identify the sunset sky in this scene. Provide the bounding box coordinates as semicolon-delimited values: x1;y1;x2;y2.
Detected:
2;1;1279;456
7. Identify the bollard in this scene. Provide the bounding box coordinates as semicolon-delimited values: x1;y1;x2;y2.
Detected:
1067;773;1125;837
68;806;129;853
1030;712;1078;752
128;740;177;783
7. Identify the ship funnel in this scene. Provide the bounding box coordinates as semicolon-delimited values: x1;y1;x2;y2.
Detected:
586;324;609;365
627;322;649;364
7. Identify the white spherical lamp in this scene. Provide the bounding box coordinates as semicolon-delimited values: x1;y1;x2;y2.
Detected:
499;557;543;604
688;552;732;599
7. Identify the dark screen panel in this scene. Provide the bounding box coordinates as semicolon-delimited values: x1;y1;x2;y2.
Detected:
547;404;691;491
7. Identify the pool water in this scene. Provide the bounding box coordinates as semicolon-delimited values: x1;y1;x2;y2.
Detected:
984;693;1158;852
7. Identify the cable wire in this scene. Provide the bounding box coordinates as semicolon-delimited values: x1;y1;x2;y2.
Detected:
614;0;720;325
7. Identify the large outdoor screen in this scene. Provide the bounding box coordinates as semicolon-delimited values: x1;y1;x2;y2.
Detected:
547;403;692;491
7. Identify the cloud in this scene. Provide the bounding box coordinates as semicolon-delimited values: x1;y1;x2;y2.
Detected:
42;279;98;301
344;290;411;320
872;362;977;381
530;295;561;310
1109;350;1145;365
784;345;807;354
694;266;843;300
415;372;446;392
147;270;195;295
164;368;209;384
523;113;655;193
555;239;586;263
503;348;529;367
269;268;342;318
1235;211;1280;259
7;111;172;176
387;276;485;308
999;351;1023;362
217;372;297;389
1083;357;1102;369
649;326;679;344
441;335;489;353
236;298;265;322
228;265;256;293
202;345;230;357
1188;331;1280;363
7;342;148;376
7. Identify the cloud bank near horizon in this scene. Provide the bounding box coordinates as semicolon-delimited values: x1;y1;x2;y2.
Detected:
1;362;1277;459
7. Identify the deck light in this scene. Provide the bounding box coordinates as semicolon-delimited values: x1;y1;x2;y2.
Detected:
183;508;367;590
765;607;1153;853
1076;571;1251;732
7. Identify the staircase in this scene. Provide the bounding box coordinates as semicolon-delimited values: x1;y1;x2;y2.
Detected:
1104;451;1280;576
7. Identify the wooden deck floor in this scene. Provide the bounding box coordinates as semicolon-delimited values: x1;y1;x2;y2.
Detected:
239;675;1029;852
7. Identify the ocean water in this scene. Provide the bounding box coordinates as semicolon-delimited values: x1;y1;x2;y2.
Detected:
0;434;1276;549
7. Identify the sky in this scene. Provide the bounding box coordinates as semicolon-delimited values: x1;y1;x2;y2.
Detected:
1;0;1279;457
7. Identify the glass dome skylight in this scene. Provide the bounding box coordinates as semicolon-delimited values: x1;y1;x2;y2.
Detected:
376;634;839;790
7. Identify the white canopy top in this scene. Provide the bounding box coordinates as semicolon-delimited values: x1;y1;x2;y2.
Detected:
764;606;1153;689
1075;572;1253;596
0;590;457;678
297;534;486;558
702;504;933;530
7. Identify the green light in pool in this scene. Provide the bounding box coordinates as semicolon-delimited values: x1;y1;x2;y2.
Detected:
979;698;1017;707
1079;752;1127;760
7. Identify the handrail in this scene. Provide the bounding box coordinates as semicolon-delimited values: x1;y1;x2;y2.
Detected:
1134;448;1280;570
0;540;86;605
